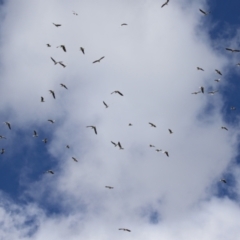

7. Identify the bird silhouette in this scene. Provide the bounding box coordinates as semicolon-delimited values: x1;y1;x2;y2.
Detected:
87;126;97;134
93;56;105;63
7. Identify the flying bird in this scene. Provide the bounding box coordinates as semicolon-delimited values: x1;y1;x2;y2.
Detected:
41;97;45;102
111;91;123;96
225;48;240;53
72;157;78;162
149;145;155;147
49;90;55;99
215;69;222;75
60;83;68;89
46;170;54;174
119;228;131;232
118;142;124;150
48;119;55;124
1;149;5;154
156;149;162;152
4;122;11;130
87;126;97;134
161;0;169;8
53;23;61;27
72;11;78;15
33;130;38;137
80;47;85;54
121;23;128;26
163;151;169;157
168;129;173;134
220;179;227;184
129;123;132;126
214;79;220;82
103;101;108;108
42;138;48;144
105;186;114;189
199;9;209;15
200;86;204;93
93;56;105;63
221;126;228;131
208;90;218;95
197;67;204;71
0;135;6;139
46;44;51;47
149;122;156;127
57;45;67;52
66;145;70;149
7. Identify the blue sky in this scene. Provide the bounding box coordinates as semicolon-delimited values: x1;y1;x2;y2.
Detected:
1;0;240;239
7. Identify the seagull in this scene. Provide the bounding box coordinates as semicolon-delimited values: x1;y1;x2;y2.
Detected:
111;141;117;147
118;142;124;150
57;45;67;52
220;179;227;184
163;151;169;157
199;9;210;15
215;69;222;75
58;61;66;68
221;126;228;131
80;47;85;54
48;119;55;124
93;56;105;63
4;122;11;130
149;122;156;127
119;228;131;232
103;101;108;108
60;83;68;89
230;107;236;110
105;186;114;189
66;145;70;148
111;91;123;96
149;145;155;147
168;129;173;134
200;86;204;93
225;48;240;53
53;23;61;27
0;135;6;139
161;0;169;8
192;91;201;94
46;44;51;47
129;123;132;126
33;130;38;137
87;126;97;135
72;11;78;15
1;149;5;154
208;90;218;95
46;170;54;174
42;138;48;144
51;57;58;65
197;67;204;71
41;97;45;102
156;149;162;152
121;23;128;26
49;90;55;99
214;79;220;82
72;157;78;162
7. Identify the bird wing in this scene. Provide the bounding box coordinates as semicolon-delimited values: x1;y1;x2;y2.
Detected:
59;62;66;67
99;56;105;61
103;101;108;107
199;9;206;15
92;60;99;63
62;45;66;52
51;57;57;64
80;47;85;54
226;48;233;52
93;127;97;134
117;91;123;96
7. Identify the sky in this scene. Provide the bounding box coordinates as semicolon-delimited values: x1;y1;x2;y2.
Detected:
0;0;240;239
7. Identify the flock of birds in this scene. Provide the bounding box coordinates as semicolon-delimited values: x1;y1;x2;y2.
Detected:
0;0;238;233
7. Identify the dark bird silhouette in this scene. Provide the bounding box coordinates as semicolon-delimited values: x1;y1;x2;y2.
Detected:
208;90;218;95
0;135;6;139
66;145;70;149
156;149;162;152
215;69;222;75
33;130;38;137
225;48;240;53
51;57;58;65
72;11;78;15
149;144;155;147
103;101;108;108
221;126;228;131
60;83;68;89
87;126;97;134
53;23;61;27
105;186;114;189
80;47;85;54
119;228;131;232
121;23;128;26
41;97;45;102
220;179;227;184
161;0;169;8
149;122;156;127
48;119;55;124
111;141;117;147
200;86;204;93
58;61;66;68
42;138;48;144
163;151;169;157
214;79;220;82
111;91;123;96
168;129;173;134
118;142;124;150
46;170;54;174
93;56;105;63
197;67;204;71
46;44;51;47
129;123;132;126
72;157;78;162
57;45;66;52
199;9;209;15
49;90;56;99
1;149;5;154
4;122;11;130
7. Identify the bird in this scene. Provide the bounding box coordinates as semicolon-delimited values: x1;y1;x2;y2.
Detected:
46;44;51;47
42;138;48;144
66;145;70;149
199;9;209;15
118;142;124;150
0;135;6;139
225;48;240;53
111;91;123;96
161;0;169;8
192;91;201;94
46;170;54;174
214;79;220;82
72;157;78;162
105;186;114;189
149;122;156;127
103;101;108;108
163;151;169;157
1;149;5;154
129;123;132;126
48;119;55;124
58;61;66;68
221;126;228;131
33;130;38;137
197;67;204;71
80;47;85;54
53;23;61;27
87;126;97;134
93;56;105;63
57;45;66;52
149;145;155;147
215;69;222;75
4;122;11;130
111;141;117;147
168;129;173;134
208;90;218;95
72;11;78;15
220;179;227;184
119;228;131;232
60;83;68;89
49;90;55;99
230;107;236;110
41;97;45;102
156;149;162;152
121;23;128;26
51;57;58;65
200;86;204;93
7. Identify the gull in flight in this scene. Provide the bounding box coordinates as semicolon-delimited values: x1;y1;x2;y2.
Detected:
46;44;51;47
4;122;11;130
51;57;58;65
0;135;6;139
48;119;55;124
119;228;131;232
60;83;68;89
200;86;204;93
225;48;240;53
46;170;54;174
199;9;210;15
57;45;67;52
33;130;38;137
41;97;45;102
42;138;48;144
221;126;228;131
58;61;66;68
72;157;78;162
93;56;105;63
66;145;70;149
87;126;97;134
53;23;61;27
156;149;162;152
80;47;85;54
118;142;124;150
214;79;220;82
105;186;114;189
111;91;123;96
161;0;169;8
121;23;128;26
197;67;204;71
49;90;55;99
149;122;156;127
208;90;218;95
168;129;173;134
220;179;227;183
149;144;155;147
103;101;108;108
163;151;169;157
215;69;222;75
